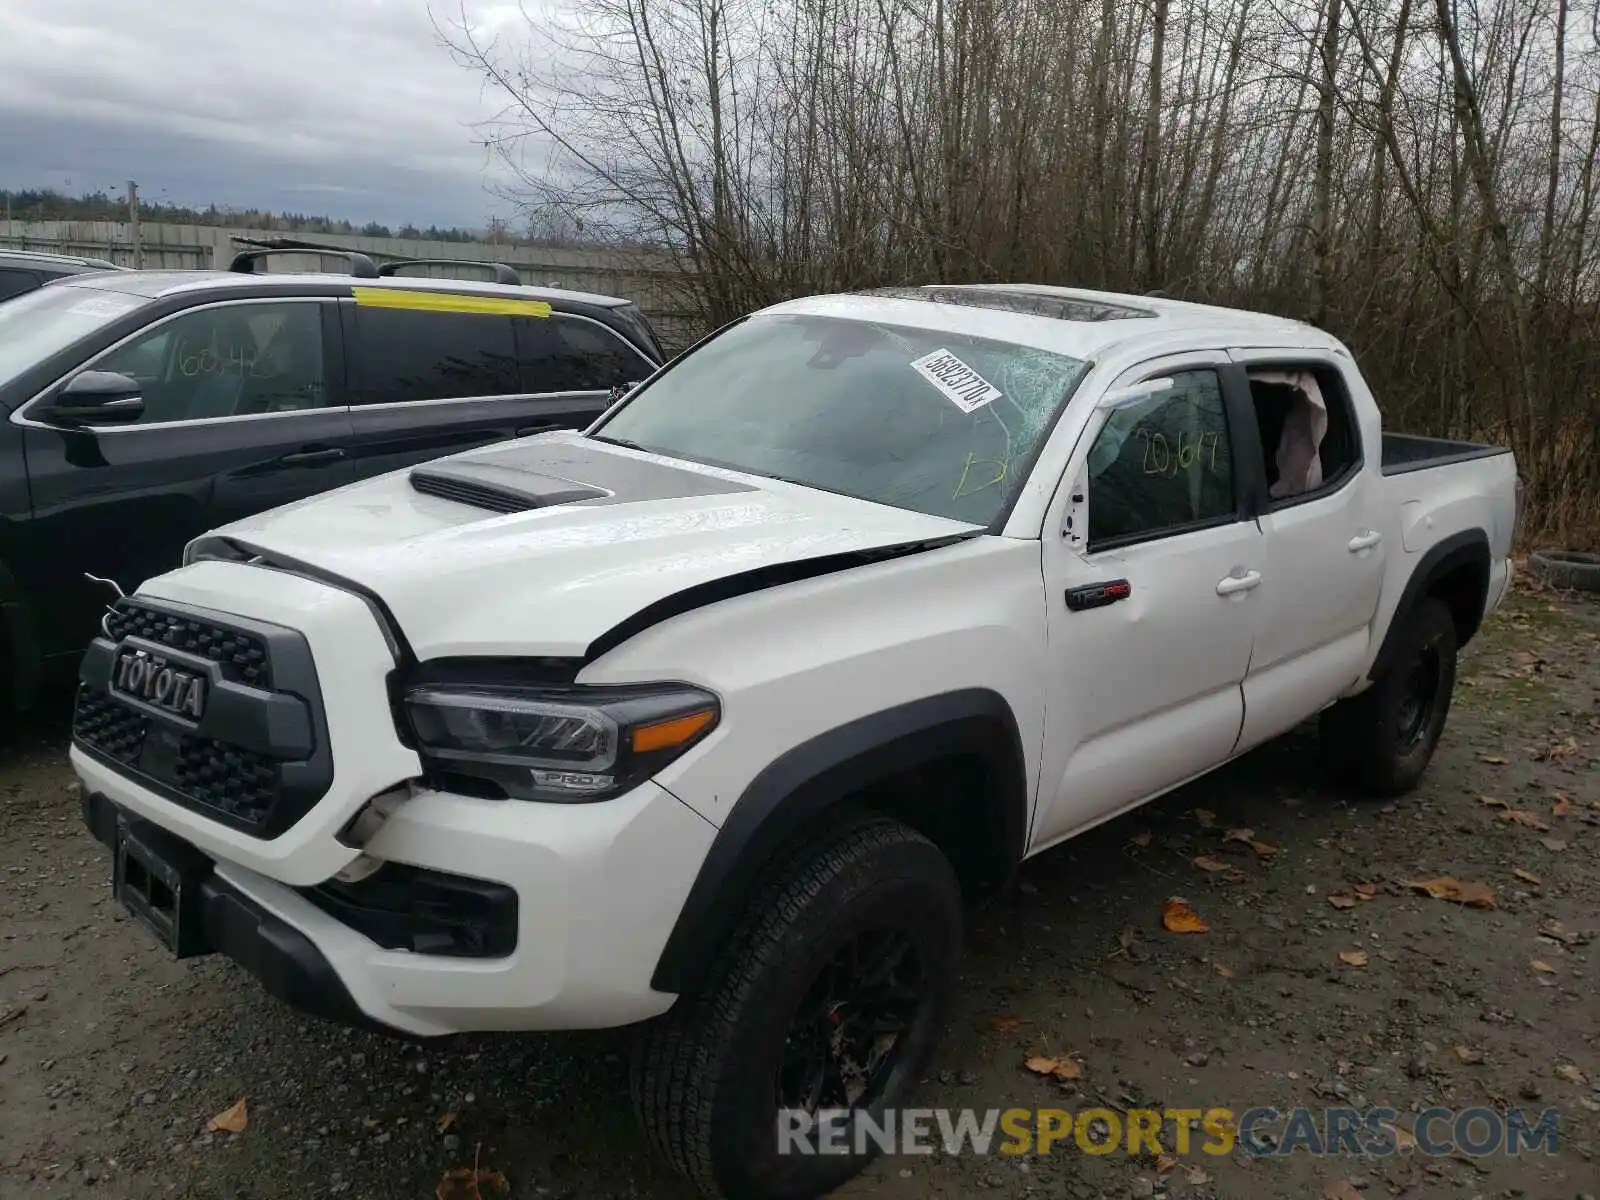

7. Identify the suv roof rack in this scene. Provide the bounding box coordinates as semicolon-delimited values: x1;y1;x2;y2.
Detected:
377;259;523;286
228;242;380;279
1;247;122;269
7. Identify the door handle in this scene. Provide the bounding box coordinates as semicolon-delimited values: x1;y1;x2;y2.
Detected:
1347;530;1383;552
277;446;346;467
1216;569;1262;596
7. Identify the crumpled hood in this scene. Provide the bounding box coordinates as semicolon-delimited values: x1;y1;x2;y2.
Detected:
196;432;980;659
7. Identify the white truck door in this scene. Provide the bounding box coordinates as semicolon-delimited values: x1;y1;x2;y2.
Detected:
1032;355;1263;851
1231;351;1386;752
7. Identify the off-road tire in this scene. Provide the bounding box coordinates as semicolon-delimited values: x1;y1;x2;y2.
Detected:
631;810;962;1200
1320;597;1458;796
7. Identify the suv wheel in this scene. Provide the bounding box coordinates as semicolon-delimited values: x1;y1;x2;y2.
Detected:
632;811;962;1200
1320;597;1458;796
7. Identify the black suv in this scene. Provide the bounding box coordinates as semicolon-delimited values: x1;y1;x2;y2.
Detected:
0;248;124;302
0;251;663;709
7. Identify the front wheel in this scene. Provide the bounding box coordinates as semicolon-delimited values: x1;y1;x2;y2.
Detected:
632;811;962;1200
1320;596;1458;796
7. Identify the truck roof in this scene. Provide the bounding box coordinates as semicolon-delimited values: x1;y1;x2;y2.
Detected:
60;269;638;310
767;283;1347;363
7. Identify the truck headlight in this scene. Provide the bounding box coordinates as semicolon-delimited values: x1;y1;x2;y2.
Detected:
404;683;719;802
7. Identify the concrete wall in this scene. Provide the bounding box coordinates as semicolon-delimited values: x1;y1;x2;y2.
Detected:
1;219;701;351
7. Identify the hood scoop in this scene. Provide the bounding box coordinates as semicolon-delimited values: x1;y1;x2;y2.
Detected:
410;461;608;514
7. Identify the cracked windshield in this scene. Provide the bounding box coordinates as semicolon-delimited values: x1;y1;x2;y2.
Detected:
595;312;1089;526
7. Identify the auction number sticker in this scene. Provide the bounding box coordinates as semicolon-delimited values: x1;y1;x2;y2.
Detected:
910;348;1002;414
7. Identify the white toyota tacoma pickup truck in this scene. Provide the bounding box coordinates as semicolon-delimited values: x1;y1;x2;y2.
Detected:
73;285;1518;1198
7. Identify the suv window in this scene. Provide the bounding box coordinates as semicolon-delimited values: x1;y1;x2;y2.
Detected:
91;301;328;424
1087;369;1235;548
0;268;39;301
354;308;519;404
522;315;655;393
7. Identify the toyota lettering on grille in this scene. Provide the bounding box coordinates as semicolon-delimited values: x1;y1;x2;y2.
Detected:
111;650;207;720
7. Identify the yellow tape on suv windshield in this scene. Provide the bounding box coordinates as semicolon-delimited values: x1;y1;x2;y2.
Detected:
351;287;553;318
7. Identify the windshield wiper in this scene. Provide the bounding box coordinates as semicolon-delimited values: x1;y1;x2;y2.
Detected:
587;433;650;452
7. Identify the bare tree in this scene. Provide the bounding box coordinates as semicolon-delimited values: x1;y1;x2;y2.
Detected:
441;0;1600;542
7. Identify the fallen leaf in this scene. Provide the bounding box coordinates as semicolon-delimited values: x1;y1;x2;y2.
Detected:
989;1015;1028;1035
436;1111;459;1134
1155;1153;1177;1173
1161;897;1209;934
1130;829;1152;847
1531;960;1557;974
1553;796;1573;817
1500;809;1552;832
206;1098;248;1134
436;1165;510;1200
1477;754;1510;765
1338;949;1369;968
1223;828;1279;858
1478;794;1510;809
1322;1183;1364;1200
1539;919;1581;944
1188;1167;1211;1185
1328;893;1358;910
1454;1045;1485;1064
1213;961;1236;979
1513;867;1542;885
1556;1064;1589;1086
1192;855;1230;872
1024;1055;1084;1081
1353;882;1378;898
1540;837;1569;852
1193;808;1217;827
1400;877;1497;908
1534;737;1579;763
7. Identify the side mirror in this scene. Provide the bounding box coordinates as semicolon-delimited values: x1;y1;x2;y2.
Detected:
41;371;146;426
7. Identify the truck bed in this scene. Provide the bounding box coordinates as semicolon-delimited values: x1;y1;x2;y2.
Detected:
1381;432;1511;475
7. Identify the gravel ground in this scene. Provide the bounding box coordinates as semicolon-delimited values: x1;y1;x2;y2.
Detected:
2;586;1598;1200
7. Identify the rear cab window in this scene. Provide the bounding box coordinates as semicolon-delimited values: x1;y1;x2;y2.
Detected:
1240;361;1361;505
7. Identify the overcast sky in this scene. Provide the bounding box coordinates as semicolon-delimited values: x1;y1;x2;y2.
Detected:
0;0;544;230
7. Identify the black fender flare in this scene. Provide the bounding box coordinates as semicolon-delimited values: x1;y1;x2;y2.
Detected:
650;688;1029;995
0;557;43;708
1367;528;1490;683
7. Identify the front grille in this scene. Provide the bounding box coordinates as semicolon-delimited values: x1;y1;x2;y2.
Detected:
173;737;281;827
73;686;147;766
104;601;272;689
73;599;333;839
